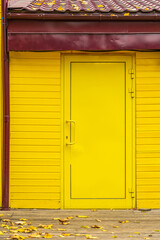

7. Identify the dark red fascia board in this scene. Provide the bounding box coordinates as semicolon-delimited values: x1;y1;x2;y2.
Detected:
7;12;160;21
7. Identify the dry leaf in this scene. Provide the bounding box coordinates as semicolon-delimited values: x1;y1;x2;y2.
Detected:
61;233;71;236
2;219;10;222
0;231;3;235
83;235;97;239
67;216;73;220
119;220;129;223
76;216;89;218
43;233;53;238
91;225;103;229
53;218;60;220
112;236;117;238
113;226;119;228
96;219;101;222
10;235;26;240
28;232;41;238
81;226;90;228
19;219;28;221
134;232;140;235
0;214;4;217
58;229;66;231
155;230;160;232
29;226;37;231
15;221;26;225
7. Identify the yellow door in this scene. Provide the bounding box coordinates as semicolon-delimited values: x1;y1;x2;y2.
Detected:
64;55;135;209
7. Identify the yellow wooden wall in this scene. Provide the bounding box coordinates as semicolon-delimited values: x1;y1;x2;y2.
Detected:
9;52;61;208
9;51;160;209
136;52;160;208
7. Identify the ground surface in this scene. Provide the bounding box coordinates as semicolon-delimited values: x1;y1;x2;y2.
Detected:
0;209;160;239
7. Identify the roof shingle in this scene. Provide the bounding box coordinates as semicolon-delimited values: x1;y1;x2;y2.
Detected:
8;0;160;13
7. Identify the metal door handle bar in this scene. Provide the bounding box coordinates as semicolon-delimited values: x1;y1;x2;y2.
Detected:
66;120;76;145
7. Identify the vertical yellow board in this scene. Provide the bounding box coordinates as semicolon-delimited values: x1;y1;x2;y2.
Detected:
136;52;160;208
64;55;135;209
9;52;61;208
0;0;2;207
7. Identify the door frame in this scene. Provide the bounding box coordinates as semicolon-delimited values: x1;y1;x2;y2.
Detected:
61;52;136;209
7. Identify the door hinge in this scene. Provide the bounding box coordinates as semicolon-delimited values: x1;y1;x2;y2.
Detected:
129;69;135;79
129;188;135;199
129;69;135;98
128;88;135;98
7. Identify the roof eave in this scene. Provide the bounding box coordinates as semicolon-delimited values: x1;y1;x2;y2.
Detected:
7;11;160;21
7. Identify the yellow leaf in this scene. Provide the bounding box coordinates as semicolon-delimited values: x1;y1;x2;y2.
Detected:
61;233;71;236
43;233;53;238
76;215;89;218
10;230;18;233
59;234;65;238
155;230;160;232
81;226;90;228
84;235;97;239
19;219;28;221
15;221;26;225
91;225;103;229
113;226;119;228
28;232;41;238
134;232;140;235
119;220;129;223
10;235;26;240
53;218;60;220
29;226;37;231
96;219;101;222
124;13;129;16
0;214;4;217
2;219;10;222
112;236;117;238
67;216;74;219
102;230;107;232
128;236;134;238
0;231;3;235
58;229;66;231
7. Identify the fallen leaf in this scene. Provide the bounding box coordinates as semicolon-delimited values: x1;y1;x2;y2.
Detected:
15;221;26;226
91;225;103;229
81;226;90;228
155;230;160;232
61;233;71;236
144;238;150;240
113;226;119;228
19;219;28;221
53;218;60;220
10;235;26;240
96;219;101;222
134;232;140;235
67;216;73;219
128;236;134;238
43;233;53;238
0;214;4;217
28;232;41;238
83;235;97;239
112;236;117;238
124;13;129;16
29;226;37;231
2;219;10;222
119;220;129;223
76;216;89;218
102;230;107;232
0;231;3;235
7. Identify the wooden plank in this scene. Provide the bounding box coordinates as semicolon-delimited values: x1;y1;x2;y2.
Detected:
11;98;61;106
137;131;160;138
10;52;60;59
11;118;61;126
11;125;60;132
10;179;60;186
137;138;160;144
10;64;60;71
137;192;160;199
11;172;60;179
10;145;60;152
10;152;61;159
10;84;60;92
10;200;60;209
137;165;160;172
137;125;160;131
10;186;60;193
10;91;61;99
10;111;60;119
137;158;160;165
136;52;160;58
10;159;60;166
136;91;160;98
10;139;61;146
10;105;60;112
136;118;160;125
137;172;160;178
137;179;160;185
10;166;60;173
136;98;160;105
137;105;160;111
10;131;60;139
137;199;160;209
137;185;160;192
10;193;60;200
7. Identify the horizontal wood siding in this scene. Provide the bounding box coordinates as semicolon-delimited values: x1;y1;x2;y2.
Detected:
9;52;61;208
136;52;160;208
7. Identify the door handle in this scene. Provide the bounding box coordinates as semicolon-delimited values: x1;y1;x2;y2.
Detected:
66;120;76;145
